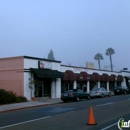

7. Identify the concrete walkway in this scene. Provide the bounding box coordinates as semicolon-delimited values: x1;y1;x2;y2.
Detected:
0;98;63;113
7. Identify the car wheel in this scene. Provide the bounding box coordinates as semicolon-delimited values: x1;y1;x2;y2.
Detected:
62;100;67;103
108;93;111;97
101;94;104;98
87;95;91;100
76;96;80;101
124;91;126;95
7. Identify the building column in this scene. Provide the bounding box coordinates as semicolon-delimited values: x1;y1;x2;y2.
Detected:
98;81;100;88
121;78;126;86
107;81;109;91
115;77;117;87
87;81;90;92
55;78;61;98
73;80;77;89
51;79;56;99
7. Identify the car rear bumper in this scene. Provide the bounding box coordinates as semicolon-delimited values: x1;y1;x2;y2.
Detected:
90;93;102;97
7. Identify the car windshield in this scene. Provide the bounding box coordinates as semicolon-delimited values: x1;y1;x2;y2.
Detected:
66;90;73;92
114;86;121;89
91;88;100;91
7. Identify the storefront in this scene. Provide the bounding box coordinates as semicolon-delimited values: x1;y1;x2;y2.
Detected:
0;55;129;101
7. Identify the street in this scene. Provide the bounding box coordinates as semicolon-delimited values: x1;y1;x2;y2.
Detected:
0;95;130;130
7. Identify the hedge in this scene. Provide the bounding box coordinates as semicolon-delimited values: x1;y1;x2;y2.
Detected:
0;89;27;105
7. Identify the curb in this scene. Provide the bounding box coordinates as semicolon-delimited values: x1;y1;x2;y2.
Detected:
0;101;63;113
0;104;50;113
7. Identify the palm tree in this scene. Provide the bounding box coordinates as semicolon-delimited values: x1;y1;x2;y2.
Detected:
94;53;104;70
105;47;115;71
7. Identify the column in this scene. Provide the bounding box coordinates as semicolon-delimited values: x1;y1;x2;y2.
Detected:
87;81;90;92
51;79;56;99
98;81;100;88
73;80;77;89
107;81;109;91
55;78;61;98
121;78;126;86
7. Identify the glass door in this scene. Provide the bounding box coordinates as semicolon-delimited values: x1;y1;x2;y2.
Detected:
37;81;44;97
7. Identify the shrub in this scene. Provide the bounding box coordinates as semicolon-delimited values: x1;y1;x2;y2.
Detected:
0;89;27;105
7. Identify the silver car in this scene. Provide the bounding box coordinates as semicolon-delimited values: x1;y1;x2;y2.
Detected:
90;87;111;98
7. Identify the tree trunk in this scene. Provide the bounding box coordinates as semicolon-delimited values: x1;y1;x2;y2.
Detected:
110;55;113;71
98;59;101;70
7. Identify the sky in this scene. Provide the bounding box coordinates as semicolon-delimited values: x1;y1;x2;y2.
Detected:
0;0;130;71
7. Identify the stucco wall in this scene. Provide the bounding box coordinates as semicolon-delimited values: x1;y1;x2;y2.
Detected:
24;58;61;70
0;56;24;96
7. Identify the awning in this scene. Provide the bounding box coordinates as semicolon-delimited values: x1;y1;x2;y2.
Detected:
100;75;106;81
80;71;90;81
102;73;110;81
31;68;63;78
77;73;84;81
90;74;95;81
117;75;123;81
109;74;116;81
62;70;76;81
92;73;100;81
62;73;68;81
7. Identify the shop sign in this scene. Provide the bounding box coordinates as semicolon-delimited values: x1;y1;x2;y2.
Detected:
87;77;90;80
80;77;83;79
74;67;88;72
38;61;52;69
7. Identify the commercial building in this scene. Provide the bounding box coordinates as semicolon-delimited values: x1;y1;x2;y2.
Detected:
0;56;130;100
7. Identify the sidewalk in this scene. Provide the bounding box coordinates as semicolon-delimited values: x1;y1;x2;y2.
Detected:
0;93;115;113
0;98;63;113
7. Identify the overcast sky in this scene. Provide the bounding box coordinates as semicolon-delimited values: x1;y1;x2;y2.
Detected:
0;0;130;71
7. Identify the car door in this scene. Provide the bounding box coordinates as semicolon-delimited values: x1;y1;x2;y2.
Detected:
77;90;84;99
101;88;106;96
103;88;108;96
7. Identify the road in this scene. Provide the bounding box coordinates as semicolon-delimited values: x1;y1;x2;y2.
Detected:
0;94;130;130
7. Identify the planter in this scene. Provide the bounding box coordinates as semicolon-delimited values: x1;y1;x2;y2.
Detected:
31;97;36;101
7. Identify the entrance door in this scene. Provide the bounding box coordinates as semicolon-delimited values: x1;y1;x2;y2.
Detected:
37;81;43;97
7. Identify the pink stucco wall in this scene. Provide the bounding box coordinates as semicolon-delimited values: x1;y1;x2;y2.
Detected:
0;56;24;96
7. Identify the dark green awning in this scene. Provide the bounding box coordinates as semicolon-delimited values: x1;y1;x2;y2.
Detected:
31;68;63;78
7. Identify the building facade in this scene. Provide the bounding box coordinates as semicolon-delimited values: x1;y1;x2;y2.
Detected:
0;56;130;100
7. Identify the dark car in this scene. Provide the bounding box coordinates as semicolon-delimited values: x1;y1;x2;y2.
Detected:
61;89;91;102
114;86;129;95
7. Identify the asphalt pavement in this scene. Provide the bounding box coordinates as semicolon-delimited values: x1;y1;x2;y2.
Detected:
0;98;63;113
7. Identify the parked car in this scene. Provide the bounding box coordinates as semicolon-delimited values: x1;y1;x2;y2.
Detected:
114;86;129;95
61;89;91;102
89;87;111;98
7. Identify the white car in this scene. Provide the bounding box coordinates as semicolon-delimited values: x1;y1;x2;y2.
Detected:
90;87;111;98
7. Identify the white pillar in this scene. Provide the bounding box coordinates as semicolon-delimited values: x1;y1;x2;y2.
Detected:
121;78;126;86
98;81;100;88
87;81;90;92
55;78;61;98
73;80;77;89
107;81;109;91
51;79;56;99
